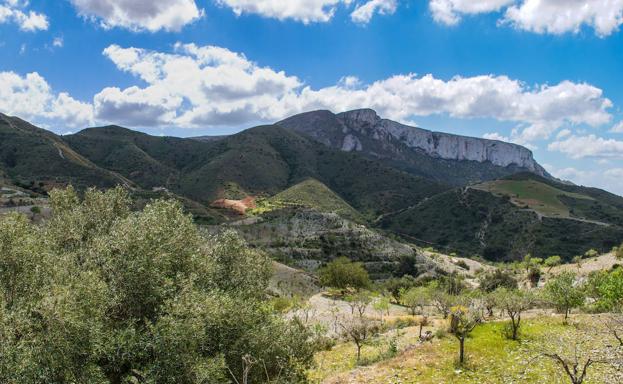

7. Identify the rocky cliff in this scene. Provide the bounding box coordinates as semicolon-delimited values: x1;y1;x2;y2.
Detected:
278;109;548;182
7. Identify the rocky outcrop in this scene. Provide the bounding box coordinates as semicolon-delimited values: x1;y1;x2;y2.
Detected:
278;108;548;178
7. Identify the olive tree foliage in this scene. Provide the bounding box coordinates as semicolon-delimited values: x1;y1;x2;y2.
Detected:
544;272;586;322
494;288;535;340
449;304;482;365
0;187;314;384
318;257;370;290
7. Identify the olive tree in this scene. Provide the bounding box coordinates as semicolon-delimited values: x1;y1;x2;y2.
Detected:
544;272;585;323
0;187;315;384
449;304;482;364
318;257;370;291
494;288;535;340
544;256;562;273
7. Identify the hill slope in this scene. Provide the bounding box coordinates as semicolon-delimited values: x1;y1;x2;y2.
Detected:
379;184;623;262
0;114;132;192
66;124;449;220
265;178;364;222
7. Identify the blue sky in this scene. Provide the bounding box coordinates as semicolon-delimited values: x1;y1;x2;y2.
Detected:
1;0;623;194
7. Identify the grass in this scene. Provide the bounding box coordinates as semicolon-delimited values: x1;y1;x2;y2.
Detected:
474;179;593;218
308;316;613;384
266;178;365;222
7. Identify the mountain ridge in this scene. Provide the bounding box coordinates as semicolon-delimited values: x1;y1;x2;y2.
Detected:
277;108;549;185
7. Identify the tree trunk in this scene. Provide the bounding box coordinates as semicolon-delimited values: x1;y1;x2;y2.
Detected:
419;323;423;338
356;344;361;362
459;338;465;364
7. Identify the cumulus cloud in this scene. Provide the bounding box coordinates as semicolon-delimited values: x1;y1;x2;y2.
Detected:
429;0;514;25
502;0;623;37
93;43;613;140
351;0;397;24
69;0;203;32
545;164;623;196
0;71;93;127
548;134;623;159
611;121;623;133
95;43;302;127
216;0;352;23
428;0;623;37
0;0;48;31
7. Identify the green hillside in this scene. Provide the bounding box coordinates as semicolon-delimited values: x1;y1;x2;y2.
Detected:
266;178;364;222
379;187;623;262
474;178;593;217
66;124;449;220
0;114;130;192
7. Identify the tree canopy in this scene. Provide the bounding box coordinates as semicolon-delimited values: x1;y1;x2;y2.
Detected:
0;187;314;383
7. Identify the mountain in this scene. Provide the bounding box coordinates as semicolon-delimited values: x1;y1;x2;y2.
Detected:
63;124;448;219
277;109;549;186
379;173;623;261
2;111;622;263
0;113;132;193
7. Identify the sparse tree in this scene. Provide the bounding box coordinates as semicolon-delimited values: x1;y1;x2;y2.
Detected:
572;256;583;271
532;325;622;384
605;311;623;346
340;317;380;362
373;295;391;323
345;290;372;318
449;305;482;364
401;286;430;317
431;287;455;319
544;272;586;323
494;288;535;340
544;255;562;273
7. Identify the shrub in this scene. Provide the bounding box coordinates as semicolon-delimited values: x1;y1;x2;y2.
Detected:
0;187;315;383
318;257;371;290
479;269;518;292
543;272;586;322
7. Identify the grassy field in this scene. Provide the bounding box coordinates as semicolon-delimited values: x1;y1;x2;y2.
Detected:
308;315;617;384
265;178;365;222
474;179;593;218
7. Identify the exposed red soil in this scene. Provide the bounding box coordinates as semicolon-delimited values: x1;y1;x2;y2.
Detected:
210;196;256;215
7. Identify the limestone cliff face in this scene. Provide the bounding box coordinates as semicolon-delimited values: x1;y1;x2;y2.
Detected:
278;109;548;178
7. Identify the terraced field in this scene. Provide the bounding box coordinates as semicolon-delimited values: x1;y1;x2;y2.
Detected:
473;179;593;218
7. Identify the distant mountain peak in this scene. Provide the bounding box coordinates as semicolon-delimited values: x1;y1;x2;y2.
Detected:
278;108;549;184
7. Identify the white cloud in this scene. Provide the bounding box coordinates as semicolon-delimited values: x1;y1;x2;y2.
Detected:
69;0;203;32
548;134;623;159
556;128;572;139
503;0;623;37
351;0;397;24
545;165;623;196
429;0;514;25
611;121;623;133
216;0;353;23
428;0;623;37
95;43;302;127
93;43;613;139
483;132;510;142
0;71;93;127
53;37;64;48
0;1;48;31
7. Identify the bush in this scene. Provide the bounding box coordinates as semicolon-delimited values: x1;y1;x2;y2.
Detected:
0;187;315;383
318;257;371;290
479;269;518;292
